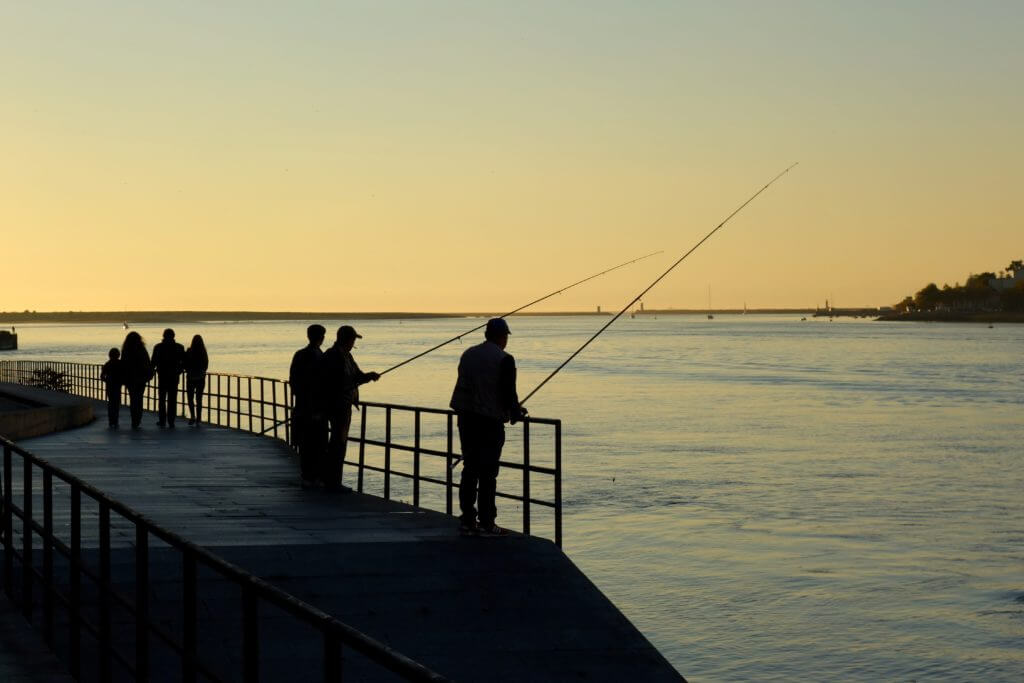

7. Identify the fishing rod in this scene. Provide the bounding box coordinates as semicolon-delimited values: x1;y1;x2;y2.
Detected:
377;250;664;376
520;162;799;406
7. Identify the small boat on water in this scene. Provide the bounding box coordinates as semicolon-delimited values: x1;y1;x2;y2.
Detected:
122;321;130;330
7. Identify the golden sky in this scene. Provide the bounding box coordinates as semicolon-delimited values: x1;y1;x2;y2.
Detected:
3;1;1021;312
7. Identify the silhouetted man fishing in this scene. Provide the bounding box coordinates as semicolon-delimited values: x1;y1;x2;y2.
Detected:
151;328;186;428
450;318;527;537
318;325;380;492
290;324;326;488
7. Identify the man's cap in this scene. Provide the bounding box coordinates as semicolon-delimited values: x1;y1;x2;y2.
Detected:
338;325;362;340
486;318;510;336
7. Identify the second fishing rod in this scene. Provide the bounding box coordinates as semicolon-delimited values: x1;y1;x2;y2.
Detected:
520;162;799;406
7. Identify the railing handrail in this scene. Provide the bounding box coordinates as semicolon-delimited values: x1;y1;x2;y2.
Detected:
1;433;449;681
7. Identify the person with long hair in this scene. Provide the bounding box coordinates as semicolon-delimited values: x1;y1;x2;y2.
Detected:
120;331;152;430
185;334;209;426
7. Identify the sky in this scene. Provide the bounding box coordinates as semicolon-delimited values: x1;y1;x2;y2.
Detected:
3;0;1021;313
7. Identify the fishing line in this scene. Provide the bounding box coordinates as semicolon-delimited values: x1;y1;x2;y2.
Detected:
378;250;663;376
520;162;799;405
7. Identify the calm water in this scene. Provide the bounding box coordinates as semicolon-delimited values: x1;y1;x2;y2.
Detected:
6;316;1023;681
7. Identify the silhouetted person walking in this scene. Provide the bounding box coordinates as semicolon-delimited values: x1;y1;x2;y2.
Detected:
290;324;326;488
120;331;152;430
185;334;209;426
318;325;380;492
100;347;123;428
151;328;186;428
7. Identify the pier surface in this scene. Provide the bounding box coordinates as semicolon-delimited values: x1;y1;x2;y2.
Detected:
2;387;683;682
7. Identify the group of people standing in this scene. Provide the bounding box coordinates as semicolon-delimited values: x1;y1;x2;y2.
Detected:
289;324;381;492
100;328;209;429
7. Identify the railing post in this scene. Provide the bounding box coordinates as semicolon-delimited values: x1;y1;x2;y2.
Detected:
248;377;254;433
358;407;367;493
70;485;81;678
22;456;33;620
414;411;421;508
100;502;112;683
43;470;54;645
136;525;149;682
555;421;563;548
446;414;454;517
283;382;290;446
271;381;278;440
384;408;392;500
243;585;259;683
522;420;531;538
2;444;11;598
183;552;198;683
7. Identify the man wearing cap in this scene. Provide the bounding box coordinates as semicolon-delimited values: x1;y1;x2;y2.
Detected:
318;325;380;492
450;318;527;536
290;324;327;488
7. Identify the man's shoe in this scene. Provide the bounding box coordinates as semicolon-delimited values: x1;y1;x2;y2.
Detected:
458;520;479;537
300;478;317;490
476;524;509;537
156;421;165;428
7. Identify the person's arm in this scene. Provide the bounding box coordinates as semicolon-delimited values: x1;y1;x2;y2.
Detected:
289;351;302;395
499;355;527;423
347;356;380;387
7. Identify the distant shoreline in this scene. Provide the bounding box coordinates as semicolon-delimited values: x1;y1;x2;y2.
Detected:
0;309;819;324
876;311;1024;323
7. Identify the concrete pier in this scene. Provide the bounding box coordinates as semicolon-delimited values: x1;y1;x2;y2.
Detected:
1;386;684;682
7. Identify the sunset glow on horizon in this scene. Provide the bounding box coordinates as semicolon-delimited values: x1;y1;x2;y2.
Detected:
3;1;1021;313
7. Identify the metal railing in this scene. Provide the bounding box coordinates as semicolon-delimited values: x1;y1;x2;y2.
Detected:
0;360;563;546
1;435;448;682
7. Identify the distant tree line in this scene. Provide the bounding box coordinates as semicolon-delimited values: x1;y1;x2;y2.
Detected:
894;260;1024;313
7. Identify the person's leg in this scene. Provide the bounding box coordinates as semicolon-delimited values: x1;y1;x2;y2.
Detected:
186;376;196;422
167;377;179;426
323;408;352;489
106;386;119;426
295;406;315;482
194;374;205;425
130;386;144;428
476;421;505;529
311;413;329;484
335;407;353;485
157;380;167;426
458;415;482;525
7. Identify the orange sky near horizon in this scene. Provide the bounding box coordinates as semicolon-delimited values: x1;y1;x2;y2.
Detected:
3;1;1021;313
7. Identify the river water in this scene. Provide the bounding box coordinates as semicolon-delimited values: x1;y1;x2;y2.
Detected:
5;315;1023;681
